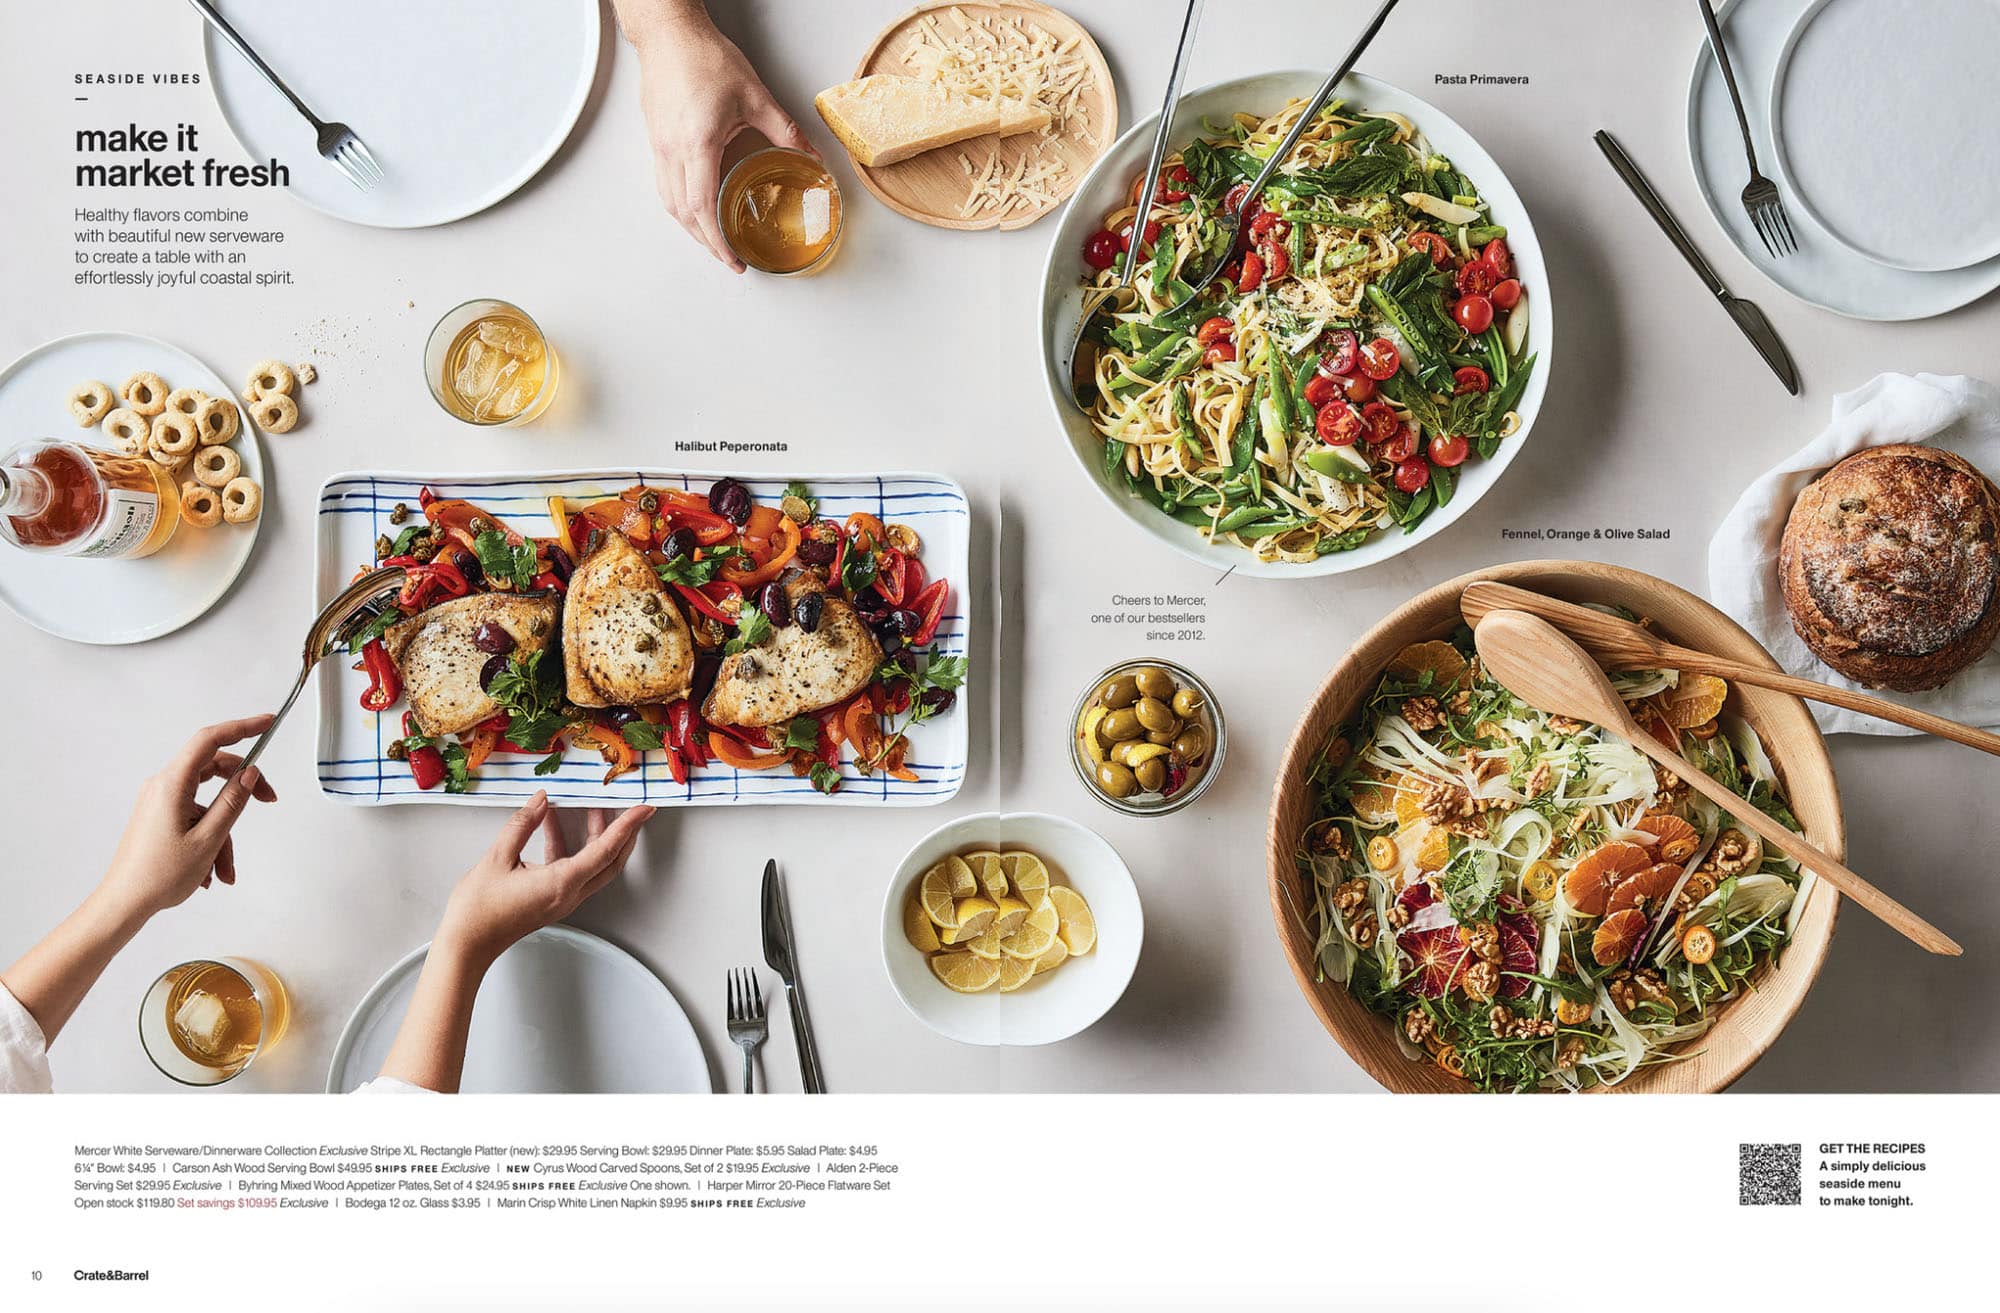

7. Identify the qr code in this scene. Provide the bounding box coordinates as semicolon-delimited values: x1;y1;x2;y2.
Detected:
1739;1142;1802;1205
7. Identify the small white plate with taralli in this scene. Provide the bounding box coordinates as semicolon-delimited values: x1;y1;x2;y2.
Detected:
0;331;291;644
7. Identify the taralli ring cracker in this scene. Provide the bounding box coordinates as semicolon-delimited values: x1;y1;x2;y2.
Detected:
192;444;242;488
250;393;299;434
180;481;222;528
195;396;240;445
164;387;206;417
120;371;169;416
67;381;114;427
102;408;149;456
149;411;200;460
245;360;295;398
220;475;262;524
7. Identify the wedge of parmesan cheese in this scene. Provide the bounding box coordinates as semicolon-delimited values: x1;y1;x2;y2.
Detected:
814;75;1048;167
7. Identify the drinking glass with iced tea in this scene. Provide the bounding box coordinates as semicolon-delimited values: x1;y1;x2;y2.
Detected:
425;298;560;426
719;147;842;275
139;958;291;1086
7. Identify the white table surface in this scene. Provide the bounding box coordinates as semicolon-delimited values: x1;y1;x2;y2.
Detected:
3;0;1994;1094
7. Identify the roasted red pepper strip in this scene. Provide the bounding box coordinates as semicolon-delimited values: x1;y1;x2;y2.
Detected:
672;582;738;625
875;548;908;605
667;508;737;546
664;744;689;785
359;638;401;712
462;725;502;773
909;578;950;646
531;570;564;593
397;556;471;611
719;517;801;589
381;554;421;568
418;487;438;510
708;731;786;770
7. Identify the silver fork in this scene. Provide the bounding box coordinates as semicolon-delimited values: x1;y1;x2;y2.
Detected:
1696;0;1795;257
725;968;767;1095
186;0;385;191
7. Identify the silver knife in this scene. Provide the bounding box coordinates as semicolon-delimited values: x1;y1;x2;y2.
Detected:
760;859;825;1093
1593;129;1800;395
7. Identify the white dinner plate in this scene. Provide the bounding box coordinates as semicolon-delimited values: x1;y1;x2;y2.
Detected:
1687;0;2000;319
326;926;711;1094
1769;0;2000;273
0;333;264;645
201;0;601;229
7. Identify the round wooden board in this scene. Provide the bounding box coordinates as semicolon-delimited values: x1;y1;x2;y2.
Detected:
847;0;1116;231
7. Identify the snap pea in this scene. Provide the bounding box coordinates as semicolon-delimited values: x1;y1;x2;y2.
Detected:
1266;355;1294;446
1172;383;1199;457
1287;355;1316;434
1229;378;1261;476
1234;517;1308;541
1215;503;1282;533
1279;210;1373;228
1466;224;1507;245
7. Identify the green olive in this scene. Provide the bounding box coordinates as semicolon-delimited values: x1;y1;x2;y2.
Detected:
1134;756;1167;792
1135;696;1176;733
1101;708;1144;742
1171;687;1205;720
1173;727;1208;764
1147;722;1181;745
1100;675;1140;709
1134;666;1175;701
1095;760;1138;799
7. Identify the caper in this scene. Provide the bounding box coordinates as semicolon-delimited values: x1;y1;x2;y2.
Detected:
1171;687;1205;720
1134;666;1175;700
1100;708;1144;742
1147;722;1181;746
1135;696;1176;733
1134;757;1167;793
1095;760;1138;798
1100;675;1140;709
1173;727;1208;764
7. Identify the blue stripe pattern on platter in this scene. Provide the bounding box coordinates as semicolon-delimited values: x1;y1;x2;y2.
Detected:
314;471;971;808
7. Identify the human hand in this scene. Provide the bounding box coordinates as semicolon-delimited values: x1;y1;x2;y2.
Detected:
624;1;814;271
97;716;279;921
434;791;655;971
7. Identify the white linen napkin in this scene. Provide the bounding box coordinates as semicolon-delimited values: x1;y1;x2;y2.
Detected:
1708;372;2000;735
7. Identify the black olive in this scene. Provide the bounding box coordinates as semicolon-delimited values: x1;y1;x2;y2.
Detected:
758;582;791;627
454;550;483;586
796;537;837;566
920;687;956;715
478;653;509;690
795;591;825;633
889;608;921;635
708;477;753;525
545;545;573;583
661;527;696;562
473;621;516;655
607;707;639;727
879;631;905;655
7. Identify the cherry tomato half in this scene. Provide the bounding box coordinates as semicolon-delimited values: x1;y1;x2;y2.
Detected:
1482;237;1513;279
1259;239;1290;282
1428;432;1470;467
1223;183;1251;216
1340;372;1378;403
1360;401;1401;446
1156;165;1191;203
1303;372;1338;409
1359;337;1401;381
1082;230;1119;271
1316;403;1363;445
1406;232;1453;268
1454;260;1498;297
1453;365;1491;395
1202;340;1237;364
1319;330;1360;377
1453;294;1495;335
1118;218;1162;252
1248;210;1289;242
1490;278;1523;311
1393;455;1432;494
1236;250;1266;293
1380;423;1419;464
1196;316;1234;347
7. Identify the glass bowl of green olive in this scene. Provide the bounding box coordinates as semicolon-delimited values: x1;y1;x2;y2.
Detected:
1069;658;1225;816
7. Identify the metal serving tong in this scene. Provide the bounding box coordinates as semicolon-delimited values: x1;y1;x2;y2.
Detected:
234;565;405;777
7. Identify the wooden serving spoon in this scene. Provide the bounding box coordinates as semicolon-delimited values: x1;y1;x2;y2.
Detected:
1462;580;2000;758
1473;609;1962;957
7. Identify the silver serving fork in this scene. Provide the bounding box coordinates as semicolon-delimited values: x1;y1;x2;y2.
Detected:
1696;0;1795;257
186;0;386;191
234;565;404;778
726;968;768;1095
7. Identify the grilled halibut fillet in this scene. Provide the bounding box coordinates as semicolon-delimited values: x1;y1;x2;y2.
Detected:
384;592;560;737
703;576;882;728
564;530;694;708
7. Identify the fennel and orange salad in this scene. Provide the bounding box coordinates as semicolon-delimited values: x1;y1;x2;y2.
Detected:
1297;631;1811;1092
1077;99;1536;562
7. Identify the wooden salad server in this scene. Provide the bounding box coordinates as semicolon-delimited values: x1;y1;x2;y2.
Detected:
1462;580;2000;759
1473;609;1962;957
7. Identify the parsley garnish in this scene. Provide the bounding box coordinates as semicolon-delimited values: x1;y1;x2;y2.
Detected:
534;750;564;776
486;648;569;752
473;530;538;590
621;722;668;752
808;762;842;795
347;605;406;653
656;543;742;587
723;604;772;656
840;548;878;595
783;717;821;753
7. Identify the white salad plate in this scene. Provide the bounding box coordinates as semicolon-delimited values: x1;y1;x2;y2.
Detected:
1769;0;2000;273
313;468;971;807
201;0;601;229
1687;0;2000;319
0;332;264;645
1040;70;1552;579
881;812;1143;1047
326;926;711;1094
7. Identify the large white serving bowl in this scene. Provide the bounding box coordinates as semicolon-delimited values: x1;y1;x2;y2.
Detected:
1038;70;1554;579
881;811;1143;1046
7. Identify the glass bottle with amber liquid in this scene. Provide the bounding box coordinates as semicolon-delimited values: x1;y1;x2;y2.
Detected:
0;438;180;559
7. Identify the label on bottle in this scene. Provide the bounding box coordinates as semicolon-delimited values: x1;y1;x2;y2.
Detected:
75;489;160;559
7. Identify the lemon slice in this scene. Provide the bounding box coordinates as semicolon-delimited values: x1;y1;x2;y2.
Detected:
997;955;1036;992
963;920;1006;961
1002;851;1050;905
964;850;1009;902
951;896;997;940
991;896;1030;938
920;857;976;928
930;951;1000;994
1046;886;1096;956
902;898;941;953
1032;936;1069;976
1000;896;1060;960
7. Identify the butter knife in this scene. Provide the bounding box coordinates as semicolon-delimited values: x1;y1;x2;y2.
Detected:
760;860;825;1093
1593;129;1800;395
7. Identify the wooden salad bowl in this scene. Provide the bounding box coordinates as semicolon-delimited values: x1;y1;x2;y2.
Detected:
1266;560;1842;1093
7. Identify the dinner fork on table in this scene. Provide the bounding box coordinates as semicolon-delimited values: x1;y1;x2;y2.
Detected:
1695;0;1795;256
185;0;385;191
726;968;767;1095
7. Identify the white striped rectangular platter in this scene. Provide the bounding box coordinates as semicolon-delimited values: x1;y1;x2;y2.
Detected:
313;468;971;807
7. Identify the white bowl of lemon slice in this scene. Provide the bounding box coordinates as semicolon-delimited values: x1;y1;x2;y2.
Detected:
882;811;1143;1046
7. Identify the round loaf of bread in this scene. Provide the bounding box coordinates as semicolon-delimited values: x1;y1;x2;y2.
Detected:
1779;444;2000;690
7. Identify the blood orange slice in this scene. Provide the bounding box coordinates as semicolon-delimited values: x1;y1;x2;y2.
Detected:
1399;926;1469;998
1591;908;1648;966
1562;842;1651;916
1497;924;1537;999
1607;863;1681;916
